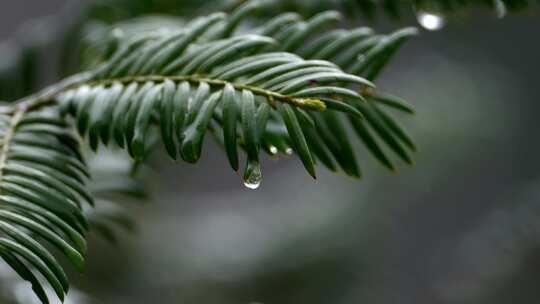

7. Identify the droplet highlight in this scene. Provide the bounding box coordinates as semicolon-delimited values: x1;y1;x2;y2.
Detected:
285;148;294;156
416;11;446;31
494;0;507;18
111;28;125;39
269;145;278;155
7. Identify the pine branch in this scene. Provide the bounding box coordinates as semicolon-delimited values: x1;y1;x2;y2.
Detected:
57;34;373;180
79;5;419;174
0;4;422;304
0;106;89;304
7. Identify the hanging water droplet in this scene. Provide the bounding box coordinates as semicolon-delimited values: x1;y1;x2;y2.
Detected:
494;0;507;18
285;148;294;156
416;11;446;31
269;145;278;155
243;161;262;190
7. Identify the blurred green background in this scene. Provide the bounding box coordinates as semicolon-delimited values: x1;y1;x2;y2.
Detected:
1;1;540;303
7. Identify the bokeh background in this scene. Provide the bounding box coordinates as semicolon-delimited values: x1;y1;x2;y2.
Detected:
1;1;540;303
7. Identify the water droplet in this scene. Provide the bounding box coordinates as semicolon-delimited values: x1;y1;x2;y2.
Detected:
357;54;366;63
494;0;507;18
416;11;446;31
243;161;262;190
269;145;278;155
111;28;125;39
285;148;294;155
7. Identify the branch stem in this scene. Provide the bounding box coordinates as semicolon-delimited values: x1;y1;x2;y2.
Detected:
0;106;26;187
20;74;327;112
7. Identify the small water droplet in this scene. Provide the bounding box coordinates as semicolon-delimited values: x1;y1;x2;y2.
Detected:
357;54;366;63
285;148;294;155
243;161;262;190
269;145;278;155
416;11;446;31
494;0;507;18
111;28;125;39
